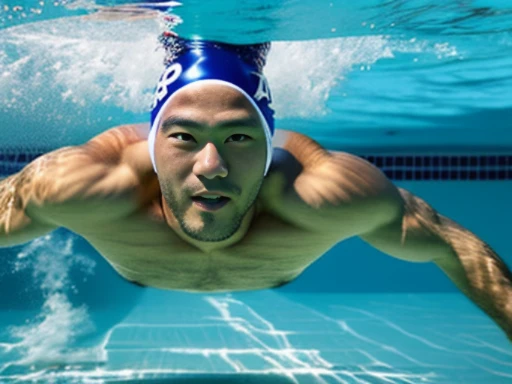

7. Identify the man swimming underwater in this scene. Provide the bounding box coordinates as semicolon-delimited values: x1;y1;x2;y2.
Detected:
1;38;511;342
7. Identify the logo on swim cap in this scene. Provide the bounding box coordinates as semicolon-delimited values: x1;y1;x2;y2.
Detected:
252;72;272;103
151;64;272;110
152;63;183;109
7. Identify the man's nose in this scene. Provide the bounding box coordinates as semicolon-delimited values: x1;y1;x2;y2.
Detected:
193;142;228;179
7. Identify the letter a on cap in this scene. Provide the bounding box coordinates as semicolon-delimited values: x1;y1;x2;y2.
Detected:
252;72;272;103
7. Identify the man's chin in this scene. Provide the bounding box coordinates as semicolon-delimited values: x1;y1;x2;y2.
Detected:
182;227;238;243
177;200;254;243
180;216;240;243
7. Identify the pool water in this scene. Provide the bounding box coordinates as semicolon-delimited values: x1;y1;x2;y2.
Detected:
1;1;512;382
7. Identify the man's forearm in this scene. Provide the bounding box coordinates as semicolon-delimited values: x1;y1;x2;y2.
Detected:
434;215;512;340
0;168;55;247
0;174;22;237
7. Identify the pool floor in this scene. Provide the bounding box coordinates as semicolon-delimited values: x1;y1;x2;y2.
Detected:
1;291;510;383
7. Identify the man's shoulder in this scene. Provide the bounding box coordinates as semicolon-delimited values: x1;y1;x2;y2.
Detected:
266;130;330;186
258;130;329;225
26;124;156;224
271;129;316;149
84;123;149;163
261;129;398;238
84;123;155;178
271;129;330;169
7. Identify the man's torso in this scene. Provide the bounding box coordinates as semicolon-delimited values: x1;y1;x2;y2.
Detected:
79;203;338;291
46;126;344;291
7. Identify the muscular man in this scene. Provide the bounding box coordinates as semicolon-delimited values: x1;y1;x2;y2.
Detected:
1;38;511;341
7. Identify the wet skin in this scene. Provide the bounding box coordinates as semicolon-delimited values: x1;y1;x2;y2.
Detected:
1;83;403;291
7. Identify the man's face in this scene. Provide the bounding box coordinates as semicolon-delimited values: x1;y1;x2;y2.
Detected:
154;82;267;242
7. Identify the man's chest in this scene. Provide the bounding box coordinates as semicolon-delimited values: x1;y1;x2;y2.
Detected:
82;213;338;292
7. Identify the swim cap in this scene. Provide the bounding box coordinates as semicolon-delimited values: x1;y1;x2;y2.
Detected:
148;39;275;175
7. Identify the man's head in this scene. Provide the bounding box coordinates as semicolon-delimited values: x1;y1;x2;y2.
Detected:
148;39;274;242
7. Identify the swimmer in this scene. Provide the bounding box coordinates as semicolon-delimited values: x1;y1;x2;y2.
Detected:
1;38;511;342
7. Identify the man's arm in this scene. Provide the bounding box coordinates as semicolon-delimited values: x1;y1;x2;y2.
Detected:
0;169;58;247
269;133;512;340
361;188;512;341
266;132;401;238
274;135;512;341
0;145;113;247
0;124;150;247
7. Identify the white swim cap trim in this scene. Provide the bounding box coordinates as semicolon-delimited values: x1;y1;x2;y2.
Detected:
148;79;273;176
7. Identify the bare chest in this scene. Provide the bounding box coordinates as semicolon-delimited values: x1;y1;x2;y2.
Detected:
81;213;338;292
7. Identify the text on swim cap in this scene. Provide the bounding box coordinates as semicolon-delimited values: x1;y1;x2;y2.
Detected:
252;72;272;103
152;63;183;109
152;63;272;109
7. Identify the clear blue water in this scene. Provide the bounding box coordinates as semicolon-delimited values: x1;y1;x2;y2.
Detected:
1;1;512;383
1;0;512;150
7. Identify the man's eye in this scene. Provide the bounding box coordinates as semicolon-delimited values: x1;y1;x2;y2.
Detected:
227;134;251;143
171;133;195;142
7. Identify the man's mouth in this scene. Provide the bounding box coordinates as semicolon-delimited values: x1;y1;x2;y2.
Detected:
191;195;231;211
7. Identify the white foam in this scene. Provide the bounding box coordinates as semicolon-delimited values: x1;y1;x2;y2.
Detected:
266;37;394;118
0;16;460;148
4;232;105;368
9;293;100;365
387;37;460;59
0;19;393;122
0;17;164;116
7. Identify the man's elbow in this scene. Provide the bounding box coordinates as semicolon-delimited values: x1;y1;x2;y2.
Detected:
360;188;452;263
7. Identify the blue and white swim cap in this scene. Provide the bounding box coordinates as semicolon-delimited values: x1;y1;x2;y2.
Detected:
148;39;275;175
